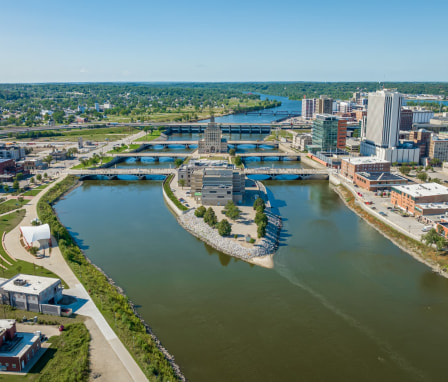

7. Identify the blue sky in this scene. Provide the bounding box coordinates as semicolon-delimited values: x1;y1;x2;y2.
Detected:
1;0;447;83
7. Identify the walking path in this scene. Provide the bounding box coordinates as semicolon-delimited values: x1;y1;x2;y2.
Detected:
2;175;148;381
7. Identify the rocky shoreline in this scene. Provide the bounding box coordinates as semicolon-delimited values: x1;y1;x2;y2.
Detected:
178;209;282;268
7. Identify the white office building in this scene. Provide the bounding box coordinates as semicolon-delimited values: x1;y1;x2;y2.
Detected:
302;98;316;120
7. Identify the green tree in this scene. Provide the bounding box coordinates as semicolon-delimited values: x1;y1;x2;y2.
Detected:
36;174;42;182
229;148;236;156
417;171;428;183
43;155;53;166
12;179;19;190
423;228;447;251
29;247;38;255
253;198;265;212
255;211;268;226
431;178;442;184
234;156;242;166
399;165;411;176
174;158;184;168
224;201;241;220
218;219;232;236
3;185;9;193
179;179;186;189
204;207;217;227
30;177;35;184
257;222;266;238
195;206;206;218
43;172;48;179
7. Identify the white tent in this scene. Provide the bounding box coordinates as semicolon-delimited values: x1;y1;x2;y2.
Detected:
20;224;51;248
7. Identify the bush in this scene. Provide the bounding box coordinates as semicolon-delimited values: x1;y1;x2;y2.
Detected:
163;174;188;211
234;156;242;166
257;223;266;238
195;206;206;217
253;198;265;212
204;207;217;227
224;201;240;220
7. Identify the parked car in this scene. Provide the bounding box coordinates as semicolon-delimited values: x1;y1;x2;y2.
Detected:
379;212;387;217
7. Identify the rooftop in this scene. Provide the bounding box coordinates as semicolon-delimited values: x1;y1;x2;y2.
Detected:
356;172;407;181
0;319;15;333
0;274;61;295
392;183;448;198
343;156;390;165
415;202;448;211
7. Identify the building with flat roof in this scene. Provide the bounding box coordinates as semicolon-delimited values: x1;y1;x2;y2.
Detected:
0;319;42;372
315;96;333;115
391;183;448;214
191;167;245;206
354;172;408;191
429;136;448;163
340;156;391;180
292;133;312;151
312;114;347;152
0;274;63;316
198;116;227;154
400;109;413;131
302;98;317;120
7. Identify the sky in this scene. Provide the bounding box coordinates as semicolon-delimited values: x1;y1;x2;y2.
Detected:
1;0;447;83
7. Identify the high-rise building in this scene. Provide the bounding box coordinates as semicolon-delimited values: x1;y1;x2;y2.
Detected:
315;96;333;115
400;108;413;131
302;98;316;119
364;90;403;148
312;114;347;152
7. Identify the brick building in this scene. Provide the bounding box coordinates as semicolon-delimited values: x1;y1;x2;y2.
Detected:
409;129;432;159
340;157;391;181
353;172;408;191
391;183;448;214
0;319;42;372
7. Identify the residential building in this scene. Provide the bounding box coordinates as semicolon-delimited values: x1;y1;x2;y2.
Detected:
340;157;391;180
354;172;408;191
391;183;448;214
400;109;413;131
292;133;312;151
0;274;63;316
301;98;316;120
0;319;42;372
353;92;361;104
312;114;347;152
0;145;25;161
429;136;448;162
190;167;245;206
315;96;333;115
198;116;227;154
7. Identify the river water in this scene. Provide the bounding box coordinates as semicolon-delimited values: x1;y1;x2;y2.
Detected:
54;95;448;381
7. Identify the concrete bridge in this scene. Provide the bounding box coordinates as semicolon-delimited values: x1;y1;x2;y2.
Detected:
67;167;327;180
245;110;301;116
110;153;187;160
140;140;279;148
238;153;300;160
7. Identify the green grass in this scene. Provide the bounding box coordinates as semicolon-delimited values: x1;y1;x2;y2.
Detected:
22;189;42;197
164;174;188;212
128;144;141;150
0;199;29;214
0;323;90;382
107;144;128;154
0;209;26;233
134;130;162;142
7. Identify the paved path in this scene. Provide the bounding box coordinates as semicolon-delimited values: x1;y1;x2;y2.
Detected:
3;175;148;381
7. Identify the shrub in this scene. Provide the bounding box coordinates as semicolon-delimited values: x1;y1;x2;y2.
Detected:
218;219;232;236
204;207;217;227
195;206;206;217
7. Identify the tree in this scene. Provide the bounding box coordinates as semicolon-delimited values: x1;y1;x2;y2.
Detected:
417;171;428;183
234;156;242;166
229;148;236;156
174;158;184;168
423;228;447;251
195;206;206;218
29;247;38;255
3;185;9;193
255;211;268;226
224;201;240;221
429;158;442;167
36;174;42;182
257;223;266;238
204;207;217;227
399;165;411;176
179;179;186;189
12;179;19;190
43;172;48;179
30;177;35;184
43;155;53;166
431;178;442;184
218;219;232;236
253;198;265;212
16;172;23;181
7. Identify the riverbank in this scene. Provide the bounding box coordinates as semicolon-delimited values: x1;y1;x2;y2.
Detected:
38;176;185;381
332;184;448;278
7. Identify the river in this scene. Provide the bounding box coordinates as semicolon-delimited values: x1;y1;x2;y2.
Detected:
53;95;448;381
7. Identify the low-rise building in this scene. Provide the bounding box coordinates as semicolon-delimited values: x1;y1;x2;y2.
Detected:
391;183;448;214
0;319;42;372
190;167;245;206
0;274;63;316
0;159;16;174
354;172;408;191
429;136;448;162
0;145;25;161
340;156;391;181
20;159;47;171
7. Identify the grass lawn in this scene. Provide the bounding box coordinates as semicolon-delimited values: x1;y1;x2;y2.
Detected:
22;189;41;197
134;130;161;142
0;323;90;382
0;199;29;215
107;144;128;154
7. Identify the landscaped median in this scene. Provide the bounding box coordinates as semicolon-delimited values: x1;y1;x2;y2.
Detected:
37;176;184;381
163;174;188;212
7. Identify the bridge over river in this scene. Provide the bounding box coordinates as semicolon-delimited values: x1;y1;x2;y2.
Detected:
67;167;328;180
141;140;279;148
111;152;298;160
